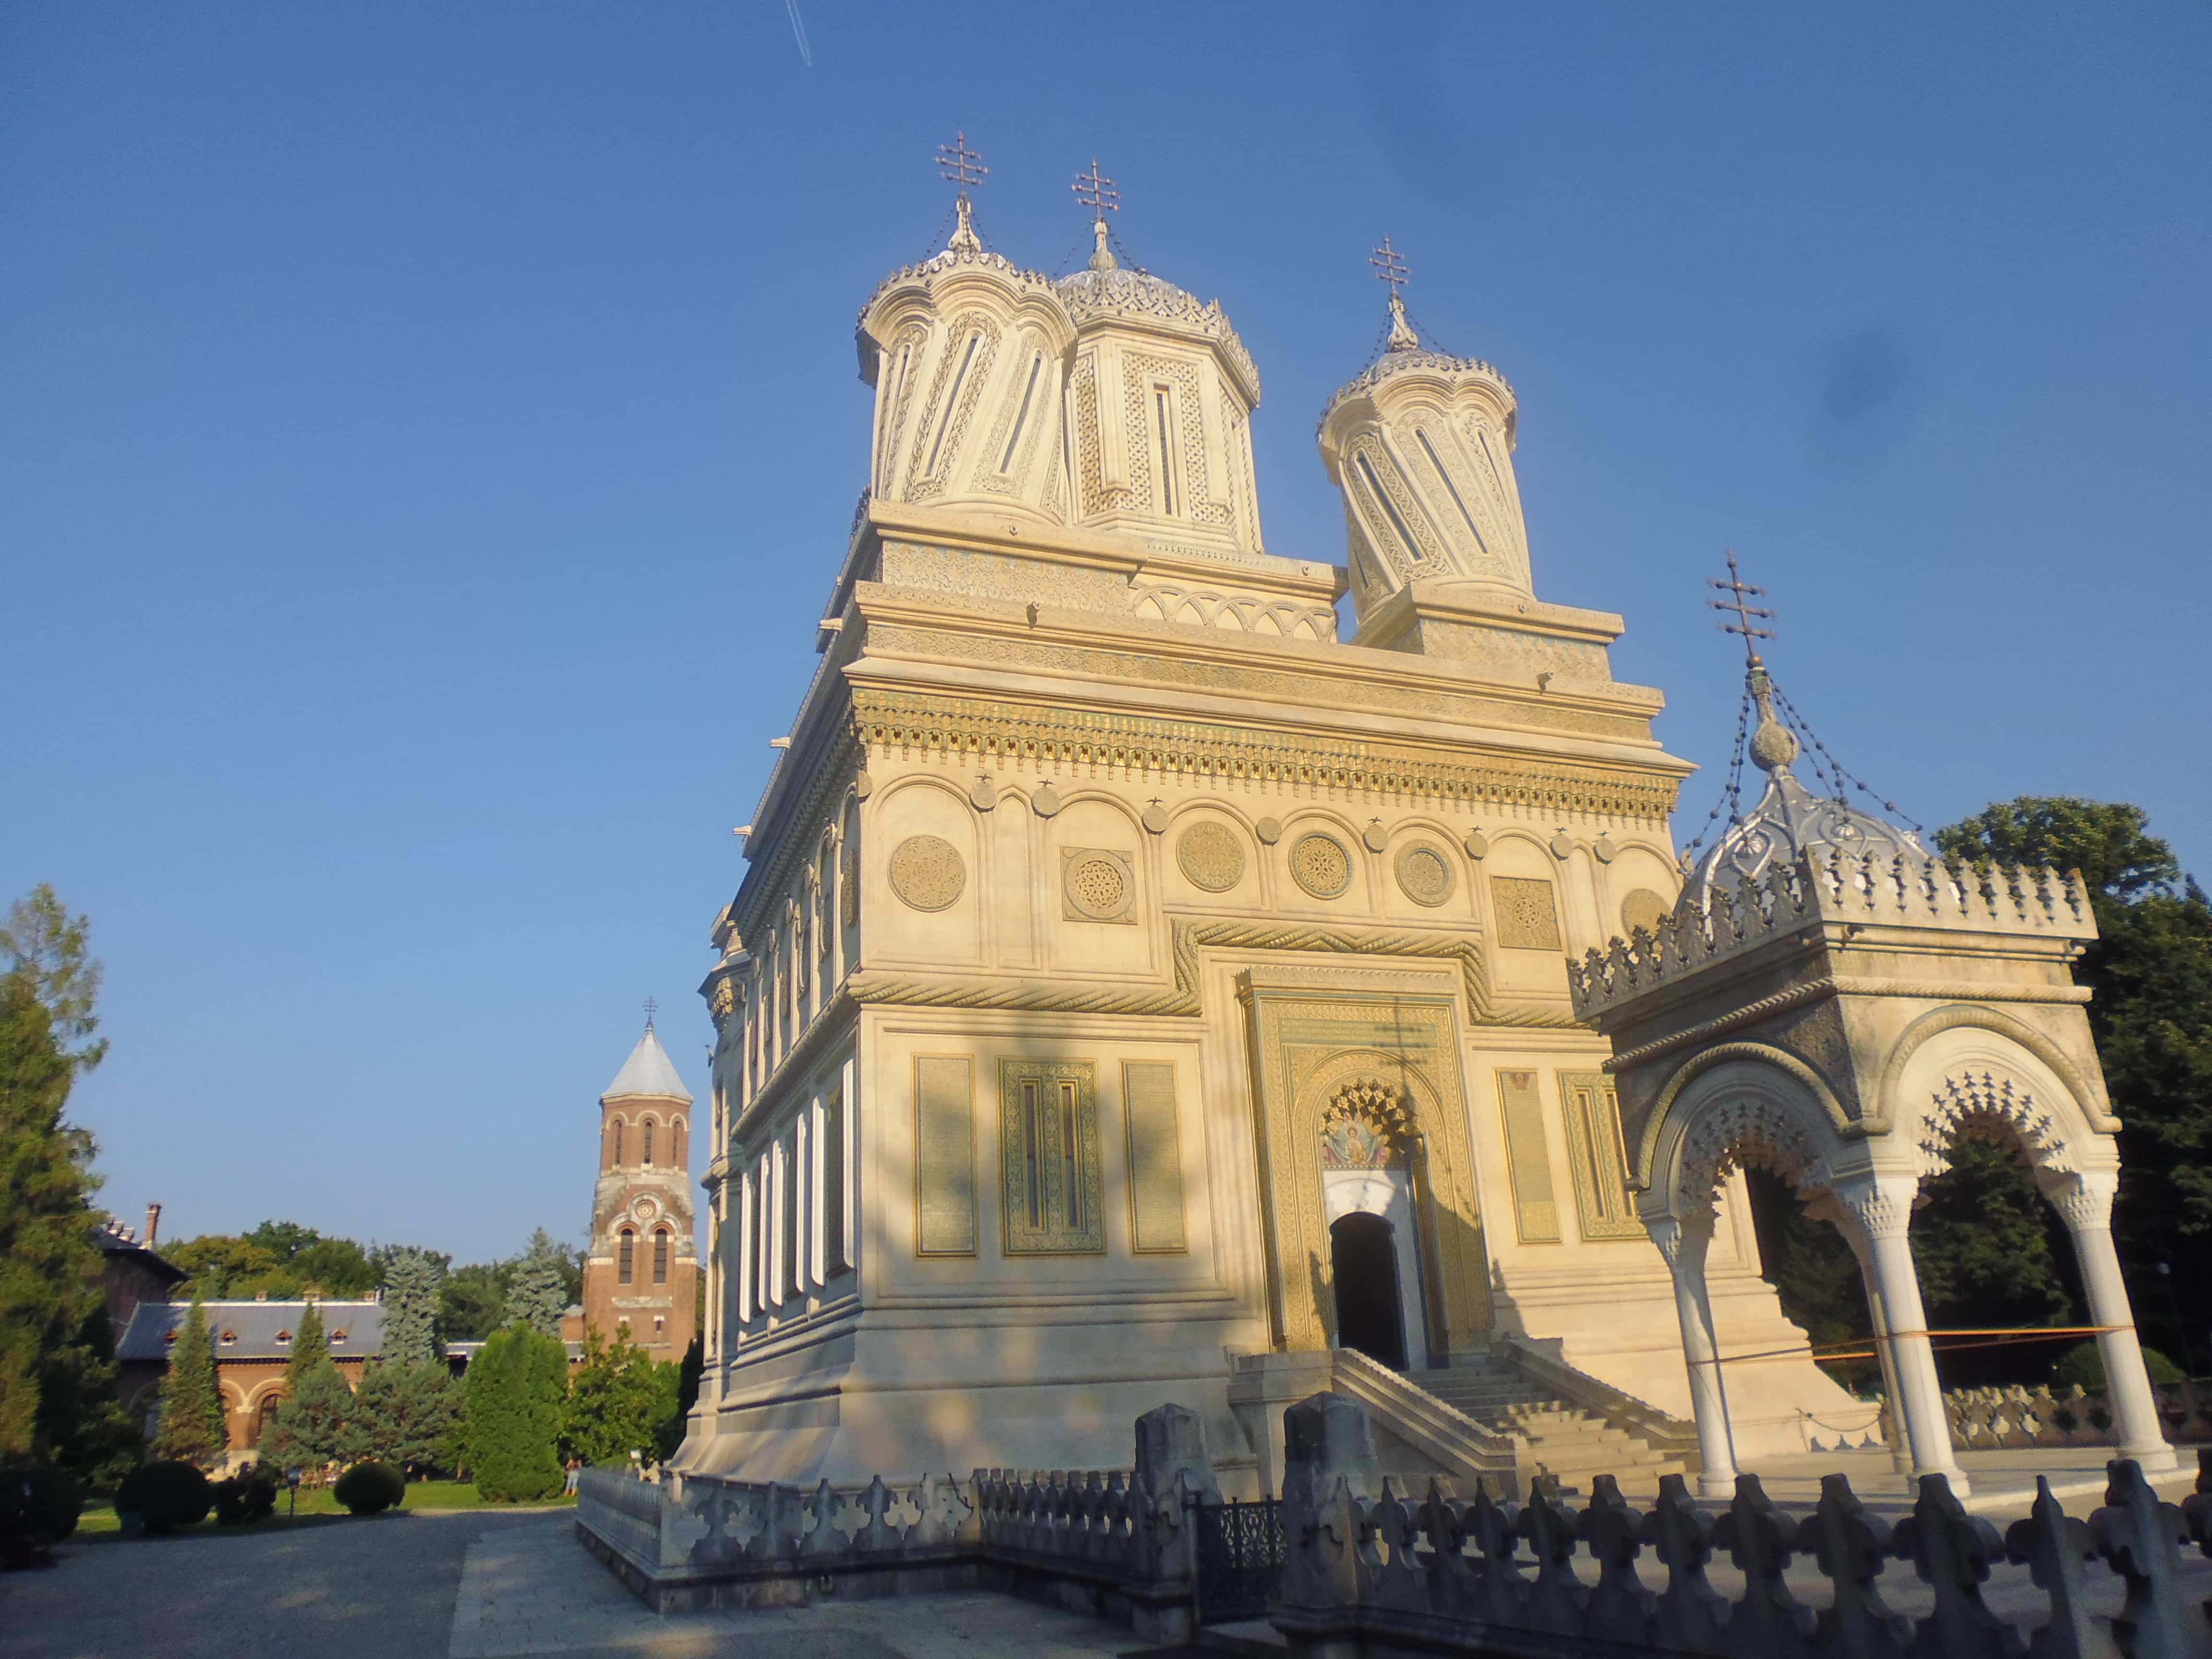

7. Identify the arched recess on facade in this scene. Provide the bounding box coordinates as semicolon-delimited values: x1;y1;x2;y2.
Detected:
244;1377;287;1446
1878;1003;2117;1137
1264;1045;1488;1360
1634;1041;1855;1201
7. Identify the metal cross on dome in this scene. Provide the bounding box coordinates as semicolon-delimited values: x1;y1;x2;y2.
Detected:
1707;550;1776;666
1369;235;1410;295
1072;158;1118;219
936;131;988;195
643;996;659;1029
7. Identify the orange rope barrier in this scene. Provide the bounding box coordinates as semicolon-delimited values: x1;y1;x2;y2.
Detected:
1687;1324;2128;1370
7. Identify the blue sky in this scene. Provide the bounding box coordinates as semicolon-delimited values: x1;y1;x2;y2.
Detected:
5;4;2206;1264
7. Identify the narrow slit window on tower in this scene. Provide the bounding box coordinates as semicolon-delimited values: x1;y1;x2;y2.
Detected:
1355;451;1423;563
1153;386;1178;515
618;1229;635;1286
642;1120;655;1166
653;1229;669;1286
1415;428;1490;555
613;1121;624;1166
926;333;981;476
1000;353;1042;473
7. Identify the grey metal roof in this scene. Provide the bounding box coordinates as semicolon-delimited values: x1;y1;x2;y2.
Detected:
602;1023;691;1103
115;1299;384;1363
93;1222;187;1284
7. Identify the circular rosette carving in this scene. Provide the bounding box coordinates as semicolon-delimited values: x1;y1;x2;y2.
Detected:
888;834;966;913
1063;849;1135;922
1289;832;1354;899
1176;822;1246;893
1394;842;1455;907
1620;887;1669;938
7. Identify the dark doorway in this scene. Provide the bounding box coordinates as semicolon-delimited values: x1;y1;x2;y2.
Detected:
1330;1212;1407;1370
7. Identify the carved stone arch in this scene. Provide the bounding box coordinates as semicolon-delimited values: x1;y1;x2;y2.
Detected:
1272;1045;1486;1361
1634;1040;1854;1195
1876;1003;2117;1134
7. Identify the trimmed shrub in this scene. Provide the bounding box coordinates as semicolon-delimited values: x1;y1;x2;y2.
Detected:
332;1460;405;1515
211;1464;278;1526
465;1325;567;1502
116;1461;213;1535
2052;1339;2187;1390
0;1466;84;1550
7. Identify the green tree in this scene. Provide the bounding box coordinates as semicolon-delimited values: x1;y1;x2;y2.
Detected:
284;1301;328;1389
465;1324;567;1501
1937;797;2212;1371
438;1261;511;1343
505;1229;575;1337
561;1331;681;1466
343;1361;464;1476
261;1361;351;1471
167;1234;290;1299
151;1293;228;1467
377;1247;446;1368
0;888;119;1475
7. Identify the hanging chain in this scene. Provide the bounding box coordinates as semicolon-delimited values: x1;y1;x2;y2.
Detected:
1768;684;1925;833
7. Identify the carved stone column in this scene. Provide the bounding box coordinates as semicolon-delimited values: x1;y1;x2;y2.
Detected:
2044;1170;2178;1473
1647;1211;1737;1497
1830;1172;1967;1492
1802;1189;1912;1475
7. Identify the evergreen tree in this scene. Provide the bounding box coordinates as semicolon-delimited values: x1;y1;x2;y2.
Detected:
505;1230;573;1337
438;1261;510;1343
262;1361;351;1471
465;1324;566;1500
151;1293;228;1467
343;1361;464;1476
377;1247;445;1368
284;1300;328;1389
0;887;121;1475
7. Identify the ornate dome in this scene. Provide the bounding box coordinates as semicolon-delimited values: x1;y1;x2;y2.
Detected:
1052;266;1261;406
1684;664;1924;904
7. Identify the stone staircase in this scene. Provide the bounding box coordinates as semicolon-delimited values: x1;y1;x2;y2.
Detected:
1410;1355;1687;1497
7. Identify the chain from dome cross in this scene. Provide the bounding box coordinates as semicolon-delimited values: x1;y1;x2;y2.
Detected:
1369;236;1419;352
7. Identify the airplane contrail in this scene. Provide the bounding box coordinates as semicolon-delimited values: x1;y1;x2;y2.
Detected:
786;0;814;68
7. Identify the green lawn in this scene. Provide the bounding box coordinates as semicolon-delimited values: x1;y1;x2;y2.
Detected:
72;1480;576;1541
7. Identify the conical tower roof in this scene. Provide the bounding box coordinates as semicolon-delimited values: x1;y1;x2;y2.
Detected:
601;1022;691;1103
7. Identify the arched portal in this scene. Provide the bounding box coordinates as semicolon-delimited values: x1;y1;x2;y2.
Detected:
1329;1213;1407;1369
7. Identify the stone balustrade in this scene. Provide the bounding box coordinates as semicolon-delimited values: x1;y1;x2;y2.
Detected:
1944;1379;2212;1454
1568;851;2094;1020
576;1403;1217;1639
1275;1391;2212;1659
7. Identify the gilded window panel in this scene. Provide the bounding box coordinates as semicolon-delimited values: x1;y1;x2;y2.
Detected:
1494;1068;1561;1244
1121;1060;1188;1254
914;1056;975;1256
1557;1070;1644;1241
999;1059;1106;1255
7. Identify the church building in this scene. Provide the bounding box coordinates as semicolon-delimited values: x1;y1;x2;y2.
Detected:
579;1018;699;1360
679;156;2172;1497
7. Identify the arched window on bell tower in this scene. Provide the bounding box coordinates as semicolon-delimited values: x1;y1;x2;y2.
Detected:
611;1119;624;1167
618;1228;635;1286
643;1120;656;1166
653;1228;670;1286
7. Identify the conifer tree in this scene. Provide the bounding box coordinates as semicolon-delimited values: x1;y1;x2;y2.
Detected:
0;886;123;1474
377;1247;445;1368
262;1360;351;1470
342;1361;463;1475
151;1293;227;1467
283;1300;327;1389
505;1230;572;1337
464;1324;566;1500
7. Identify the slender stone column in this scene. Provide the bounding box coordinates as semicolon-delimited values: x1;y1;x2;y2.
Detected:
2045;1170;2178;1472
1831;1172;1968;1492
1805;1190;1911;1474
1648;1211;1737;1497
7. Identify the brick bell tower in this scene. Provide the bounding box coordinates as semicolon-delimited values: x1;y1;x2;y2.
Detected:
581;1011;698;1360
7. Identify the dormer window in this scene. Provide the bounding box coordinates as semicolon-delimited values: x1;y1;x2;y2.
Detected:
275;1330;291;1345
329;1329;348;1345
219;1330;237;1346
162;1329;178;1346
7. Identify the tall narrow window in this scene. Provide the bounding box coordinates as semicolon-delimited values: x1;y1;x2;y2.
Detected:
822;1086;848;1275
612;1121;624;1166
1355;451;1423;563
652;1229;670;1286
618;1229;635;1286
642;1120;655;1166
999;1061;1104;1254
1415;427;1489;554
926;333;980;476
1153;386;1178;515
1022;1080;1043;1229
1000;354;1042;472
1059;1081;1082;1230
